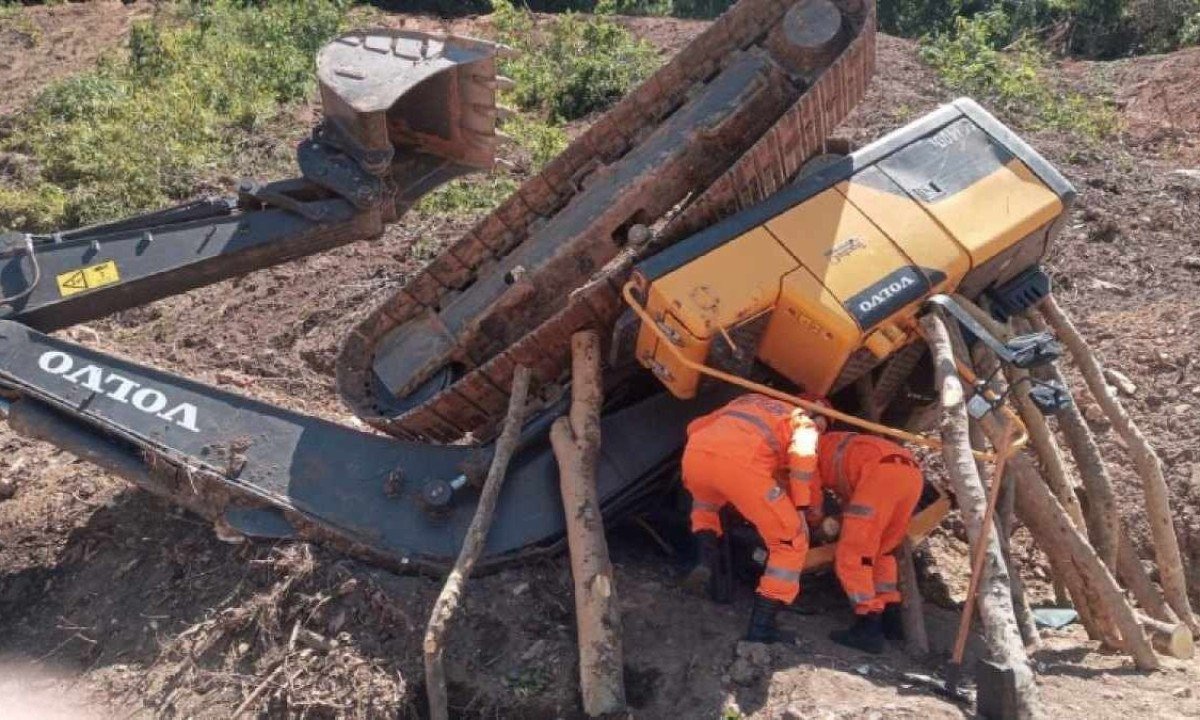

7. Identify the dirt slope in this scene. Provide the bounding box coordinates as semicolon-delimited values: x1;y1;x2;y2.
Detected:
0;1;150;117
1;10;1199;720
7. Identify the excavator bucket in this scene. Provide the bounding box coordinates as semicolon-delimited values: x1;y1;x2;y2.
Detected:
315;30;503;173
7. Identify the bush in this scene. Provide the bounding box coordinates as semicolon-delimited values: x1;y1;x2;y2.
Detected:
920;11;1119;138
493;0;660;122
1;0;348;231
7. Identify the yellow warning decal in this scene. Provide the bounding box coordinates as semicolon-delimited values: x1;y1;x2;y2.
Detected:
56;260;121;298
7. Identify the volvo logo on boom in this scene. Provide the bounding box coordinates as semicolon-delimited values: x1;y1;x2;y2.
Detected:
37;351;201;433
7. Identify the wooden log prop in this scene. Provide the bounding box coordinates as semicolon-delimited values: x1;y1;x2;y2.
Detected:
1117;532;1179;624
951;298;1149;642
1013;314;1120;571
1022;312;1177;624
1039;295;1199;635
965;331;1039;648
551;331;626;717
961;369;1160;670
897;538;930;656
424;366;534;720
921;313;1042;718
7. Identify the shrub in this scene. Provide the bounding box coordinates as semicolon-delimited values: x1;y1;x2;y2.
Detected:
1;0;348;231
493;0;660;122
920;11;1119;138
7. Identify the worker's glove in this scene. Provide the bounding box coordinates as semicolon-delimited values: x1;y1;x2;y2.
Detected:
789;419;820;457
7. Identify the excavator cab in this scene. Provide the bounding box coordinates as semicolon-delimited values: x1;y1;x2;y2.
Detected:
628;99;1075;403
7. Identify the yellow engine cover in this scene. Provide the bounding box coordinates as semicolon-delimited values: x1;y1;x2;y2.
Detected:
632;98;1075;398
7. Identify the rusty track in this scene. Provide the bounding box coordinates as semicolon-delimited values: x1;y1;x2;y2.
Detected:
337;0;879;442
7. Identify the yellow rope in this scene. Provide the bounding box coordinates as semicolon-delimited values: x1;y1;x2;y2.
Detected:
621;282;1027;462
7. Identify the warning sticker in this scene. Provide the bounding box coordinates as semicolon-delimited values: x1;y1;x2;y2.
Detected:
56;260;121;298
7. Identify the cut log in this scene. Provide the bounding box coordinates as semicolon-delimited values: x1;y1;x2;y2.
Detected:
424;366;534;720
1137;612;1195;659
921;312;1042;719
897;538;930;656
1039;295;1198;635
551;331;626;717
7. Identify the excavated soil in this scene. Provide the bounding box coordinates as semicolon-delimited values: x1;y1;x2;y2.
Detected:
1;9;1200;719
0;1;151;117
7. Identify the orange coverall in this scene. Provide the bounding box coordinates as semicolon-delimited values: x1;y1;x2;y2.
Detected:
681;393;820;604
809;432;924;615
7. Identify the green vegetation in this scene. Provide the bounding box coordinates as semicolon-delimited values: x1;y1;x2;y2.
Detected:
493;0;659;122
920;11;1119;139
886;0;1200;57
1;1;348;232
415;1;656;216
0;0;656;229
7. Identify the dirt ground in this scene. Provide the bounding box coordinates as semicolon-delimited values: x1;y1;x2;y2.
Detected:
0;1;152;117
1;4;1200;719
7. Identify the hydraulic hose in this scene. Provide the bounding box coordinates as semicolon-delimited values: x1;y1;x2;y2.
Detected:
622;281;1027;462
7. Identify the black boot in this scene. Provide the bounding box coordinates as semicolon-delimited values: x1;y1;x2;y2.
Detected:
681;530;720;599
881;603;904;643
745;595;797;644
830;612;885;654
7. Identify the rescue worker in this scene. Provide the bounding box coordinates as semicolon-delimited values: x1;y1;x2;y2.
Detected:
680;392;828;644
808;431;924;654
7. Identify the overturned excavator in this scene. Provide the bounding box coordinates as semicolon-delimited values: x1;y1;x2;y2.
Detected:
0;0;1072;572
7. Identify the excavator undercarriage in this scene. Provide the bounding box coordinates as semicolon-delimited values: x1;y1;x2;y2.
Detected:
0;0;1072;573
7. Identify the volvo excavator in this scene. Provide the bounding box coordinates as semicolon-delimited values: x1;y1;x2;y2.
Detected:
0;0;1073;573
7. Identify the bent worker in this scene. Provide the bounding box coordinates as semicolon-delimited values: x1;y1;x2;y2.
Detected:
809;431;924;654
680;392;827;643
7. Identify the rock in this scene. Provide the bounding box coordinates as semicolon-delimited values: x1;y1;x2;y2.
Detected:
1091;278;1129;294
1173;686;1193;699
1182;256;1200;271
780;704;808;720
1171;169;1200;185
216;370;254;388
727;657;760;686
0;477;16;502
1173;404;1192;417
1103;368;1138;396
511;582;530;596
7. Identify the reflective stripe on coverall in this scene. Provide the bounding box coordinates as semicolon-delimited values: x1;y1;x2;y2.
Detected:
681;393;819;603
812;432;924;615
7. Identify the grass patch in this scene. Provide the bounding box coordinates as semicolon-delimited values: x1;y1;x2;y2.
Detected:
920;12;1119;140
2;0;659;228
0;0;348;232
493;0;659;123
415;1;656;217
